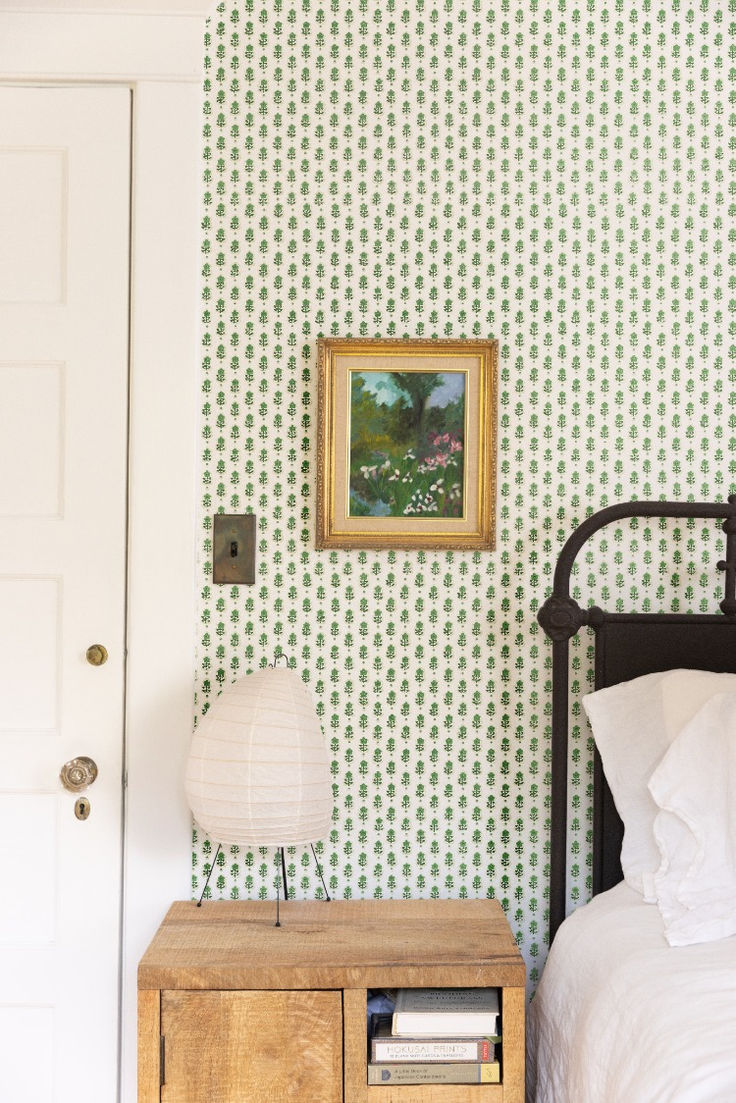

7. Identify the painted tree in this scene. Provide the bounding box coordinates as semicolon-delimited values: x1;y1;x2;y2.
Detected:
392;372;443;440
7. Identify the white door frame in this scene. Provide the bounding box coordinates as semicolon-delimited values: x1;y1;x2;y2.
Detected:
0;6;210;1099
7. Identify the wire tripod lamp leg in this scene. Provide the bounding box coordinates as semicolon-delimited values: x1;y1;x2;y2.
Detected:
196;843;222;907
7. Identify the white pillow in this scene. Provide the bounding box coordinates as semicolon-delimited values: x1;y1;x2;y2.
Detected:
582;669;736;901
648;691;736;946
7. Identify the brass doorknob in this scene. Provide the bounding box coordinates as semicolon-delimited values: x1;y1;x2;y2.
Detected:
86;644;108;666
60;756;98;793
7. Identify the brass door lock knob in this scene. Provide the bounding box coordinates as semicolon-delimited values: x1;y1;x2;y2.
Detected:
86;644;108;666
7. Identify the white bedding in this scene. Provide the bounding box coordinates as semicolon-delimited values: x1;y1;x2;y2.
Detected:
527;882;736;1102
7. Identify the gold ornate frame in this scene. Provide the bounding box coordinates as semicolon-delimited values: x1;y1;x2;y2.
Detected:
316;337;497;550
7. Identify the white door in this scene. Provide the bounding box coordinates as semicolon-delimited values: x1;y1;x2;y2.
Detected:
0;85;130;1102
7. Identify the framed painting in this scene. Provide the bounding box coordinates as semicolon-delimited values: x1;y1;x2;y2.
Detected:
316;338;497;550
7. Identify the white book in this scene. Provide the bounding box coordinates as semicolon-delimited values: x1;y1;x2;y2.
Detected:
391;987;500;1037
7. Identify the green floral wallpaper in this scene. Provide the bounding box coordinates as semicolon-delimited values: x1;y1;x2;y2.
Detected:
195;0;733;984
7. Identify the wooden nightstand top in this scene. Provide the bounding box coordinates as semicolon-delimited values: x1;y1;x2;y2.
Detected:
138;897;526;992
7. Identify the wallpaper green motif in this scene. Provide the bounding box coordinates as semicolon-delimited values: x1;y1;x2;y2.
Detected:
196;0;733;983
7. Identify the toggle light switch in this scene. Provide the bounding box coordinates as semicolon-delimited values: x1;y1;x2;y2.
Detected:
213;513;256;584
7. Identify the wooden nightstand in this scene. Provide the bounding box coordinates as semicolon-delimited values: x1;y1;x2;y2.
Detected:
138;897;525;1103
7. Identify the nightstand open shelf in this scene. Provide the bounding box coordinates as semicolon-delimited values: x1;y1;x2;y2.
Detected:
138;898;525;1103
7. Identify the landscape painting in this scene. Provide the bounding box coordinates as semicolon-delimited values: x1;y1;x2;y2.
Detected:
348;370;466;519
316;338;497;550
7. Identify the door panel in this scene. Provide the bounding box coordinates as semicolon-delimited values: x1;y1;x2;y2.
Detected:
0;146;66;303
0;362;64;516
0;577;60;734
0;85;131;1102
0;793;56;943
0;1006;55;1103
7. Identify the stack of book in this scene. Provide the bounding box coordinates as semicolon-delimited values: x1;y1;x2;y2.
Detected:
367;987;501;1086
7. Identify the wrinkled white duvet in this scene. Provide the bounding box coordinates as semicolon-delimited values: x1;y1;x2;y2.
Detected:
527;883;736;1102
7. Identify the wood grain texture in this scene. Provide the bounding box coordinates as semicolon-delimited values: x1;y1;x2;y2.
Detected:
160;989;342;1103
138;898;525;991
343;986;370;1102
137;989;160;1103
499;986;525;1103
138;899;525;1103
361;1084;505;1102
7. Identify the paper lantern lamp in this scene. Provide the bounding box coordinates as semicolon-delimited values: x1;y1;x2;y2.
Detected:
186;667;332;848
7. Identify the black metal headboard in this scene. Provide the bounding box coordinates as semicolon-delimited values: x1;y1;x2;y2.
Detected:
538;497;736;943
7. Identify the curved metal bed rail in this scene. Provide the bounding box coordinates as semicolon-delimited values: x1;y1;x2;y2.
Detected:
537;496;736;942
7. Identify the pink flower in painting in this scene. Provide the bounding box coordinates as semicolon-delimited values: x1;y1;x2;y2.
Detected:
431;433;462;455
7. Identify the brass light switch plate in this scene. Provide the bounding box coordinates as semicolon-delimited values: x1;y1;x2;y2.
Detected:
213;513;256;585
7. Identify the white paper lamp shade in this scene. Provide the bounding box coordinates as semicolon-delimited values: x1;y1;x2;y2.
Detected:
185;668;332;847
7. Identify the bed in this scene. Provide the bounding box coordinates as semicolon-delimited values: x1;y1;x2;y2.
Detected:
528;497;736;1102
